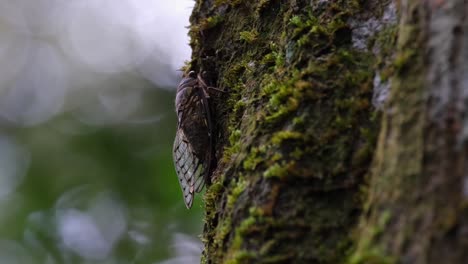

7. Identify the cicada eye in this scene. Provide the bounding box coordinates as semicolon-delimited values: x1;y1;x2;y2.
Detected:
188;71;197;78
178;74;197;92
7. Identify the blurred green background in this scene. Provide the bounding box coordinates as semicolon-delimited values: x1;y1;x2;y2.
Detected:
0;1;204;263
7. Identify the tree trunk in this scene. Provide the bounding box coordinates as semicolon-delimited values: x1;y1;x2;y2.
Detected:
187;0;467;263
352;1;468;263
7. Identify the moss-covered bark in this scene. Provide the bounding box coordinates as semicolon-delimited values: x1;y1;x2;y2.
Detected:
352;1;468;263
187;0;397;263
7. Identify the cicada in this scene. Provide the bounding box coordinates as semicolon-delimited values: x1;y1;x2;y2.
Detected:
173;71;214;208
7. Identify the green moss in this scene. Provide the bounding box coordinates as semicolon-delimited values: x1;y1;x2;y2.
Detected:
191;0;385;262
289;12;320;38
227;178;247;209
243;147;265;170
348;211;394;264
229;129;241;145
261;53;276;65
231;216;256;249
263;162;289;178
288;8;351;50
271;152;282;161
263;79;301;124
214;0;243;8
227;207;265;261
371;24;398;79
350;3;427;260
192;15;224;33
205;180;224;221
179;60;192;73
274;52;285;70
393;49;416;72
207;15;224;28
226;129;242;156
348;249;396;264
225;251;257;264
292;116;304;126
240;30;259;43
289;15;302;26
255;0;271;15
271;131;303;145
291;147;304;159
233;99;246;114
213;217;233;253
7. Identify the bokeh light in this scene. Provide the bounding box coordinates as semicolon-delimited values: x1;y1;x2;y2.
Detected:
0;135;30;199
0;0;192;126
0;0;202;263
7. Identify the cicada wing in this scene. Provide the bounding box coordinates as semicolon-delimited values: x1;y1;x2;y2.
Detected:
197;86;214;189
194;165;206;193
173;128;205;208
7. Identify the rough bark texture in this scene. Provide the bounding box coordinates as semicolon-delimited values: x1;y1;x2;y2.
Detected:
185;0;466;263
352;1;468;263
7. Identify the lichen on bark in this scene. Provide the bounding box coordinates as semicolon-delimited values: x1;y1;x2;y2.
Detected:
187;0;397;263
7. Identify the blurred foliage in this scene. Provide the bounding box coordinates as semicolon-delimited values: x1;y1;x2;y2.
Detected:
0;84;204;263
0;1;199;262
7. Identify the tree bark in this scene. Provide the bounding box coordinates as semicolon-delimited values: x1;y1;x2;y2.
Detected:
187;0;467;263
352;1;468;263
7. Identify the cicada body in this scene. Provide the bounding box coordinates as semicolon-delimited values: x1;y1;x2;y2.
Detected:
173;71;213;208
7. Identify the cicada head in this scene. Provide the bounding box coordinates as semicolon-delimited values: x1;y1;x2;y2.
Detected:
175;71;198;114
177;71;197;92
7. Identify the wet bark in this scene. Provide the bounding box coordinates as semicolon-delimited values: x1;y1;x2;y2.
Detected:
187;0;467;263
